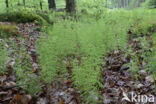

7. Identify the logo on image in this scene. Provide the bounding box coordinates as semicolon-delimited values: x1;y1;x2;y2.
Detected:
122;91;155;103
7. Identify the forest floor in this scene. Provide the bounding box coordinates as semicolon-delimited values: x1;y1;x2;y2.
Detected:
0;22;155;104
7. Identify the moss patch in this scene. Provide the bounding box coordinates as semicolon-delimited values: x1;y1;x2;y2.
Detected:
0;11;46;25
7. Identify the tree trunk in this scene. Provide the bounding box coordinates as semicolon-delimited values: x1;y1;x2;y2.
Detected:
6;0;9;8
121;0;124;8
127;0;130;9
48;0;56;10
66;0;76;13
40;1;43;10
23;0;25;6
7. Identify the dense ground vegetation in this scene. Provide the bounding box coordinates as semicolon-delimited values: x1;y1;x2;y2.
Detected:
0;0;156;104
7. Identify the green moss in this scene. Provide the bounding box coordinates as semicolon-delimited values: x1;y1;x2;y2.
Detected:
37;12;54;25
0;11;46;25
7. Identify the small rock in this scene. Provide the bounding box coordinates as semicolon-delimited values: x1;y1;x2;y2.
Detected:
0;39;3;42
140;70;147;75
60;92;65;96
136;83;144;88
120;66;129;70
30;49;36;53
37;98;47;104
117;81;125;86
146;76;154;83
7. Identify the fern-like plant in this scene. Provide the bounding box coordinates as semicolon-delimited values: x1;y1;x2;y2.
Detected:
0;40;7;74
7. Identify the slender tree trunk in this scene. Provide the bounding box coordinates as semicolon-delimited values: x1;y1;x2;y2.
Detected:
6;0;9;8
114;0;117;8
135;0;139;8
122;0;124;8
40;1;43;10
126;0;128;8
66;0;76;13
48;0;56;10
127;0;130;9
23;0;25;6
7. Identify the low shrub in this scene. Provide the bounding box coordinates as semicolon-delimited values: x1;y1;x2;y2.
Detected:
0;40;7;74
131;21;156;37
72;57;102;104
148;33;156;77
147;33;156;94
14;40;41;95
38;36;62;83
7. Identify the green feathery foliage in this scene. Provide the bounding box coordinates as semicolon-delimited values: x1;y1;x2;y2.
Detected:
0;40;7;74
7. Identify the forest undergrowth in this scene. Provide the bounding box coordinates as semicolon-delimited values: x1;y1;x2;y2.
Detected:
0;8;156;104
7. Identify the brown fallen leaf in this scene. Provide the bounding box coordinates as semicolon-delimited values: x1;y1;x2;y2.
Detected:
58;100;65;104
1;82;6;87
66;79;73;84
14;93;22;102
21;94;32;104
